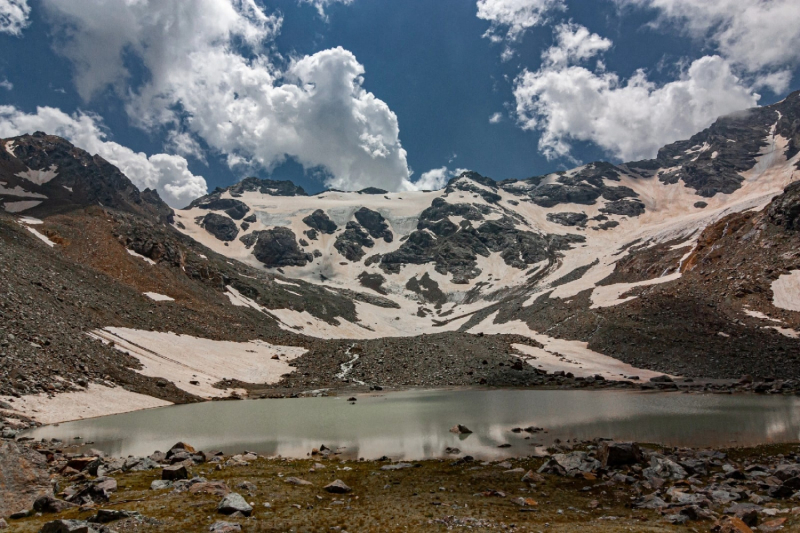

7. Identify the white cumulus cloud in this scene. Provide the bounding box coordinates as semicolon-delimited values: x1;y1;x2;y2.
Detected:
408;167;469;191
477;0;564;59
513;24;759;161
489;112;504;124
299;0;354;18
0;0;30;35
616;0;800;93
41;0;413;193
0;105;208;207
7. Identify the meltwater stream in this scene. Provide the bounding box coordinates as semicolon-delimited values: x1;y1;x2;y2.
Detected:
22;389;800;460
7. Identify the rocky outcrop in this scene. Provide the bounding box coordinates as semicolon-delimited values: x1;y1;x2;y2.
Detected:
252;228;312;267
382;214;583;282
228;177;307;197
600;199;645;217
334;222;374;262
302;209;337;236
546;212;588;227
200;213;239;242
0;132;174;224
628;91;800;197
354;207;392;242
768;181;800;231
0;441;50;518
192;198;250;220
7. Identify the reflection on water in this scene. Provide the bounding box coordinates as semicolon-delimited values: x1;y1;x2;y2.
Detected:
22;389;800;460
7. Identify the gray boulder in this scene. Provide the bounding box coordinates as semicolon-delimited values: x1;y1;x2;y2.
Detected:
39;520;99;533
217;493;252;516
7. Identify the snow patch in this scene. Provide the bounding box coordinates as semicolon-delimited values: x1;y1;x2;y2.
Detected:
126;248;156;266
468;312;676;381
0;384;172;425
0;182;47;198
590;272;681;309
16;165;59;185
743;308;783;323
25;227;56;247
772;271;800;312
144;292;174;302
90;327;307;399
18;216;43;225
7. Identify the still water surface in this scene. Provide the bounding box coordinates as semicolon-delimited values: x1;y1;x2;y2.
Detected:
23;389;800;460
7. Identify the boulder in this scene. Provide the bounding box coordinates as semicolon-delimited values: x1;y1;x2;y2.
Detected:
150;480;172;491
39;520;99;533
89;509;141;523
217;493;252;516
538;452;601;477
597;442;643;467
189;482;230;497
33;494;79;514
449;425;473;434
201;213;239;242
324;480;352;494
713;516;754;533
643;455;687;481
162;464;189;481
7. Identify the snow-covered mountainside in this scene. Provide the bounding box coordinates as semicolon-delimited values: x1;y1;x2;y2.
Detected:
174;93;800;345
2;92;800;426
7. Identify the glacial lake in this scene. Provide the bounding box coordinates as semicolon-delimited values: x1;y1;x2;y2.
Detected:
22;389;800;460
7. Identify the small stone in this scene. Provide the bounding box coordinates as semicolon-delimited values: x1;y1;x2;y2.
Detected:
0;519;6;529
209;522;242;533
217;493;253;516
449;425;472;434
284;477;312;486
522;470;545;484
324;480;352;494
380;463;413;471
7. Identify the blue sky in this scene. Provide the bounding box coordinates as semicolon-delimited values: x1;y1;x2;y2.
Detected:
1;0;798;206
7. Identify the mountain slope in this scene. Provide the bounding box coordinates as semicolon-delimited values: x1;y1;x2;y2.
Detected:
2;93;800;426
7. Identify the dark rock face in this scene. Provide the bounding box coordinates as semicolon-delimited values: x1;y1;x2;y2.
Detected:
546;212;588;227
252;228;313;267
193;198;250;220
406;273;446;305
694;201;708;209
227;177;307;197
239;232;257;249
382;211;584;282
358;272;388;295
600;199;646;217
358;187;388;195
768;181;800;231
0;132;174;223
201;213;239;242
419;198;488;225
302;209;337;235
446;172;502;203
334;222;374;262
521;163;638;209
354;207;392;242
627;91;800;197
243;214;257;223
